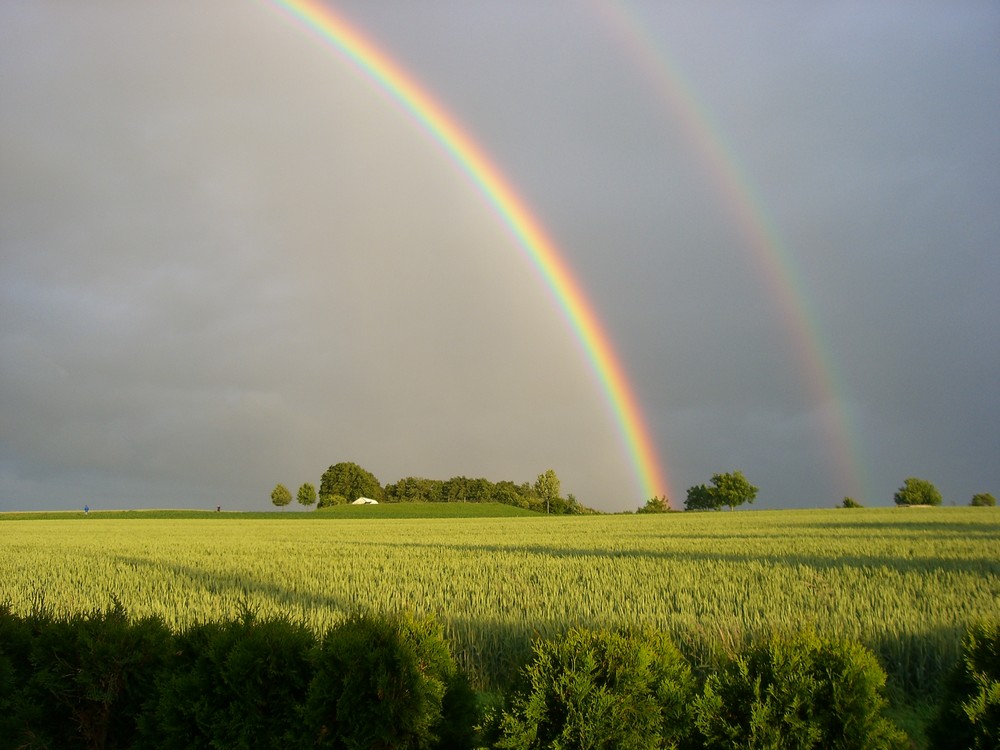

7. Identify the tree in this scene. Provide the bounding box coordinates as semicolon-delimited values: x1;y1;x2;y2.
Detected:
712;470;758;510
894;477;942;506
319;462;383;505
970;492;996;507
270;484;292;510
637;495;670;513
684;484;719;511
840;497;863;508
297;482;317;509
684;471;758;511
534;469;561;515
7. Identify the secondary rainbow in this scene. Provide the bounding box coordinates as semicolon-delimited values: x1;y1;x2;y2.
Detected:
594;0;869;501
265;0;670;502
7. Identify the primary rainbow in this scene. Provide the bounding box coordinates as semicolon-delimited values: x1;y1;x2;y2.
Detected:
265;0;671;502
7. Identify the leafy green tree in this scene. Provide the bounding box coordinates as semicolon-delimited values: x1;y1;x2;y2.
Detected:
534;469;561;514
685;471;758;511
319;462;383;505
270;484;292;510
970;492;996;507
840;497;863;508
492;481;529;509
684;483;719;511
297;482;317;509
893;477;942;506
712;470;759;510
637;495;670;513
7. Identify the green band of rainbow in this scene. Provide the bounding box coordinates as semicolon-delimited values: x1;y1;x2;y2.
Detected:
265;0;670;502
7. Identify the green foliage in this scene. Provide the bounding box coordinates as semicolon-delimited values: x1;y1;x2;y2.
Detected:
893;477;942;506
533;469;561;514
139;610;316;749
382;472;588;514
270;483;292;509
317;493;348;508
298;482;317;508
7;600;173;750
684;483;717;510
303;612;473;749
491;628;698;749
637;495;671;513
694;631;908;749
970;492;996;507
314;502;538;518
928;620;1000;750
319;462;383;504
685;470;759;510
840;497;863;508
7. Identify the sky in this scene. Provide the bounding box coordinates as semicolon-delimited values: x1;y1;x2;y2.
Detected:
2;1;998;513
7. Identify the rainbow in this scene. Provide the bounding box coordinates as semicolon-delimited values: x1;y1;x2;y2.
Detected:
594;0;869;501
264;0;671;502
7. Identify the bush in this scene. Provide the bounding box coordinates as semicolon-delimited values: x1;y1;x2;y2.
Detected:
970;493;996;507
139;610;316;749
303;612;474;749
893;477;942;506
491;628;698;749
693;631;908;750
15;600;173;750
0;602;37;750
928;620;1000;749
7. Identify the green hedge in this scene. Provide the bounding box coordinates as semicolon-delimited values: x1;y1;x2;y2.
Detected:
3;603;995;749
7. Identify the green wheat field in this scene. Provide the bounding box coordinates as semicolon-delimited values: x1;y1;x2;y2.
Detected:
2;506;997;695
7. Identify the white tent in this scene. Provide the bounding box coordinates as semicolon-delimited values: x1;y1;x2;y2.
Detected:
351;497;378;505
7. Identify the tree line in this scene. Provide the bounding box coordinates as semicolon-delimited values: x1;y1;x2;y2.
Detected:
636;472;995;513
271;462;593;515
274;465;995;514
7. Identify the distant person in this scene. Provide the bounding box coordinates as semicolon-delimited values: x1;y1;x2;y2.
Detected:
84;504;89;515
216;505;221;512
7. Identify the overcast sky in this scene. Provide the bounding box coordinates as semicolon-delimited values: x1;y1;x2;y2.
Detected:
2;1;997;513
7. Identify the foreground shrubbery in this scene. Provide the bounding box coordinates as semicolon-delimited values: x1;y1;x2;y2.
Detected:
1;603;996;749
928;620;1000;750
0;604;472;750
485;628;699;749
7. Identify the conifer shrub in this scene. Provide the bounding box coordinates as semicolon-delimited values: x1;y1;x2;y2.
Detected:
139;610;316;749
0;602;37;750
693;631;908;749
303;612;473;749
490;628;698;750
927;620;1000;750
17;600;173;750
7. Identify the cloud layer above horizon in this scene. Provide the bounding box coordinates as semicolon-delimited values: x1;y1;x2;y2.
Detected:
2;1;998;512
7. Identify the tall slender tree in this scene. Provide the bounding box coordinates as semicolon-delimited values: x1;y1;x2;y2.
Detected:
534;469;561;515
297;482;317;509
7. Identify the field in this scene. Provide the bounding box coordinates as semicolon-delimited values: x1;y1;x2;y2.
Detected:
1;506;997;697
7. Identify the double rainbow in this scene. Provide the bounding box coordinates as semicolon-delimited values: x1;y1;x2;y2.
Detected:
265;0;671;502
